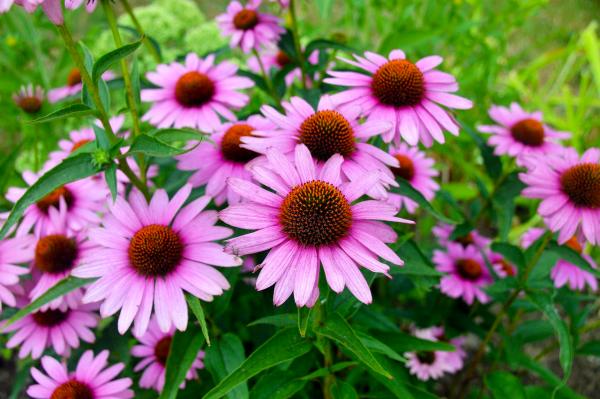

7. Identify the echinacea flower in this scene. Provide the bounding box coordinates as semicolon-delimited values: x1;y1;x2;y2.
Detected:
13;84;44;114
432;223;490;249
433;243;492;305
387;143;439;213
131;316;204;392
141;53;253;132
216;0;284;53
490;253;517;278
325;49;472;146
65;0;97;12
0;235;34;311
248;46;319;86
176;115;273;206
242;96;399;199
220;144;412;306
10;0;63;25
521;228;597;291
478;103;569;165
27;350;133;398
72;184;241;336
520;147;600;245
48;69;114;103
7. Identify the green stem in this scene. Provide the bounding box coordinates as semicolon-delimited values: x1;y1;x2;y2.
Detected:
120;0;161;63
289;0;307;89
322;339;335;399
252;48;281;105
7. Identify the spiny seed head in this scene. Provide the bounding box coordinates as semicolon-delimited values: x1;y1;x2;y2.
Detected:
36;186;74;214
128;224;184;277
279;180;352;247
50;380;94;399
454;233;474;247
565;236;583;253
174;71;215;108
371;59;424;107
32;308;70;327
71;139;92;153
233;9;259;30
560;163;600;209
221;124;259;163
276;51;292;67
67;68;82;87
510;118;545;147
391;154;415;181
416;351;436;364
35;234;78;275
299;110;356;161
495;259;515;276
16;96;42;114
456;258;483;281
154;336;172;366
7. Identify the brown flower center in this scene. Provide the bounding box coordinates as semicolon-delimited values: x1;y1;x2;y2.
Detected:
220;124;259;163
128;224;184;277
456;258;483;281
154;336;173;366
174;71;215;108
560;163;600;209
371;59;424;107
275;51;292;68
299;110;356;161
416;351;436;364
495;259;515;276
71;139;92;153
17;97;42;114
565;236;582;253
391;154;415;181
32;308;70;327
454;233;474;247
36;186;75;214
279;180;352;247
67;68;82;87
50;380;94;399
233;9;259;30
510;118;545;147
35;234;78;275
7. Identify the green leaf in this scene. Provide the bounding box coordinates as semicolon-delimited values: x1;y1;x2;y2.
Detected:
460;118;502;179
127;134;190;157
104;163;118;201
130;56;142;108
9;359;34;399
0;154;100;239
250;370;307;399
491;242;526;270
357;332;406;362
79;42;94;73
248;314;296;328
368;354;415;399
92;38;143;83
393;240;443;277
29;104;96;124
299;361;357;380
2;277;94;327
391;179;462;224
486;371;527;399
577;340;600;357
160;327;205;399
298;307;312;338
331;381;358;399
305;38;354;56
316;312;391;379
186;294;211;346
371;330;455;353
202;328;312;399
149;128;205;143
92;124;110;150
205;334;249;399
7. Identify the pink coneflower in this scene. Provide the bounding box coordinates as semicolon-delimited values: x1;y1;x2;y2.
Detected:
489;253;517;278
433;243;492;305
176;115;273;206
131;316;204;392
324;49;472;146
520;147;600;245
386;143;439;213
27;350;133;398
216;0;284;53
248;46;319;86
48;70;114;103
65;0;98;12
242;96;399;199
405;326;466;381
220;144;412;306
521;228;597;291
432;223;490;249
72;184;240;336
141;53;253;132
13;84;44;114
0;235;34;311
478;103;569;165
9;0;63;24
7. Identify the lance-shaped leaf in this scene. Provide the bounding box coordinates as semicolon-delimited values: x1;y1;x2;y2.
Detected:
160;328;205;399
391;179;463;224
92;38;143;83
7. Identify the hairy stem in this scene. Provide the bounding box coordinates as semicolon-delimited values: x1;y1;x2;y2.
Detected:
120;0;162;63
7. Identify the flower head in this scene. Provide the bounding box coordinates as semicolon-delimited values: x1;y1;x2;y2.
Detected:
0;234;34;311
141;53;253;132
13;84;44;114
220;144;412;307
48;69;114;103
248;46;319;86
490;253;517;278
27;350;133;398
131;316;204;391
325;49;472;146
72;184;240;336
216;0;284;53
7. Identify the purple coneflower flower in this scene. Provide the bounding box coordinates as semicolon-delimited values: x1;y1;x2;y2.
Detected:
432;223;490;249
0;235;34;311
248;46;319;86
48;70;114;103
13;84;44;114
220;144;412;306
489;252;517;278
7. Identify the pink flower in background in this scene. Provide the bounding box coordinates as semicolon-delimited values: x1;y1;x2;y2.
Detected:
0;0;15;12
490;253;517;278
48;70;115;103
434;243;492;305
387;143;439;213
27;350;133;398
478;103;569;165
432;223;490;249
521;228;597;291
13;84;44;114
220;144;412;306
11;0;63;25
0;235;34;311
520;147;600;245
72;185;241;336
248;47;319;86
176;115;273;206
216;0;284;53
131;316;204;392
141;53;253;132
65;0;98;12
325;49;472;146
242;96;399;199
